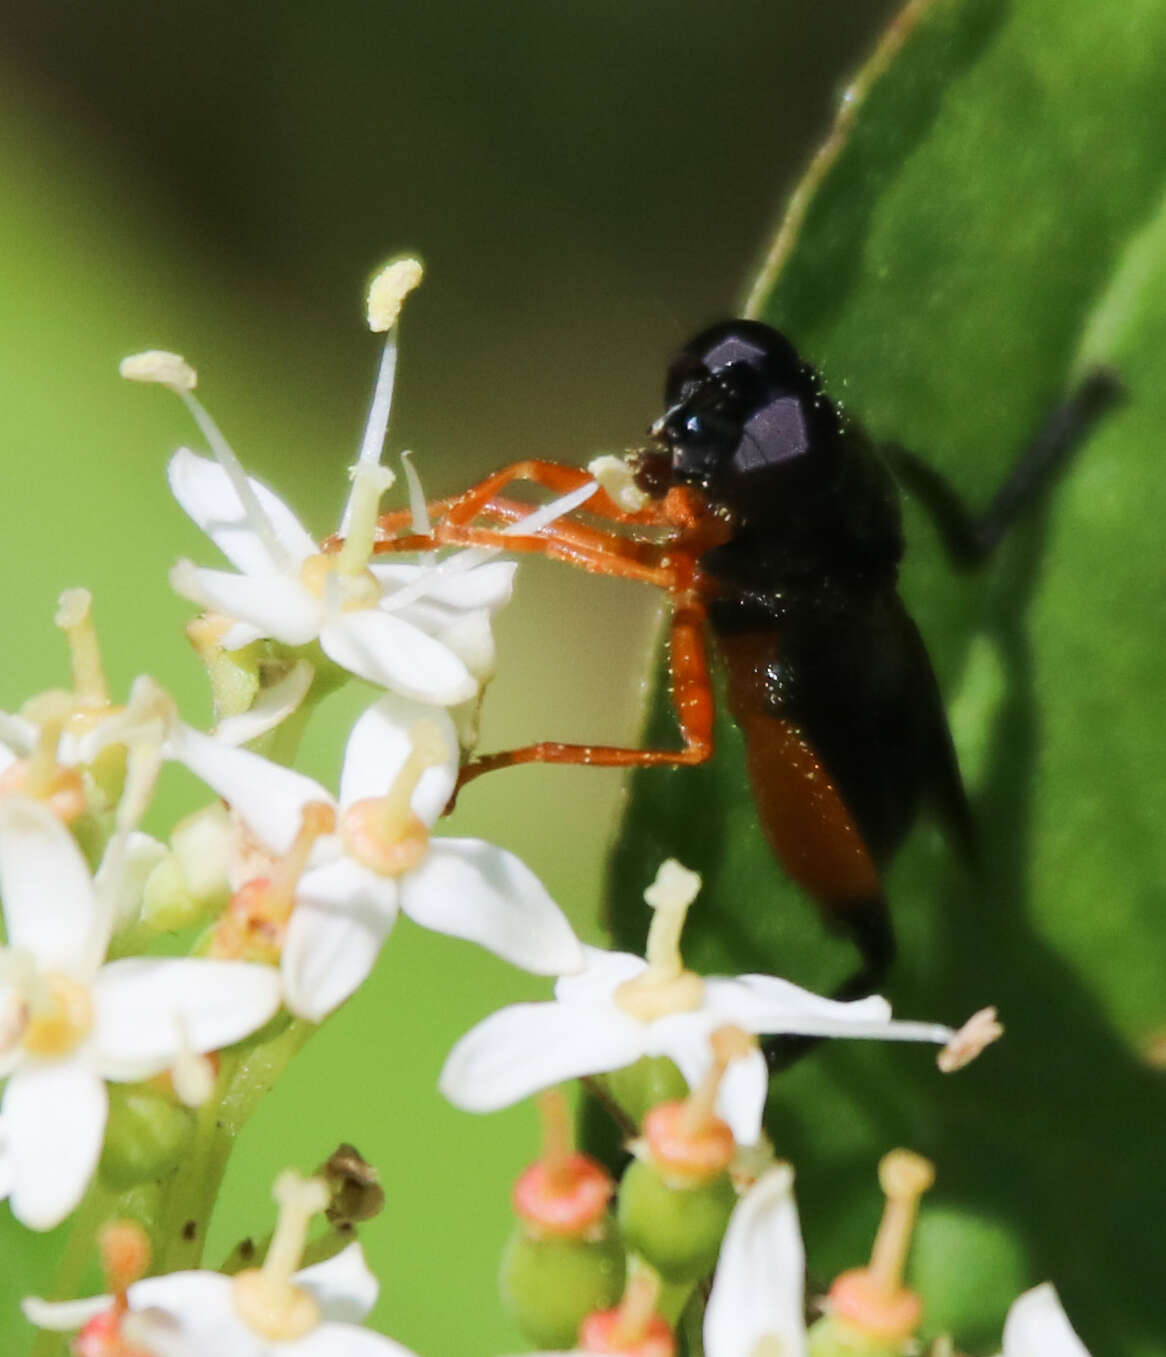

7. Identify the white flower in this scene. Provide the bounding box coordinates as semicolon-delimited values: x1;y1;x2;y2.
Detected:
1001;1283;1091;1356
168;694;584;1022
0;797;282;1229
167;446;512;706
439;861;990;1146
704;1163;807;1357
24;1238;417;1357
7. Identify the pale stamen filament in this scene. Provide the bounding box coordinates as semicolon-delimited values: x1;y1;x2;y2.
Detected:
266;802;337;922
377;477;600;616
336;464;396;577
867;1150;935;1296
610;1262;663;1347
536;1088;575;1191
54;589;110;708
679;1025;754;1138
18;691;75;797
264;1171;330;1290
642;859;702;980
232;1171;330;1340
377;720;448;842
176;390;293;573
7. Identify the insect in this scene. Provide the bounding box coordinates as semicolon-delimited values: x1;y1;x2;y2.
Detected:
375;320;1119;1013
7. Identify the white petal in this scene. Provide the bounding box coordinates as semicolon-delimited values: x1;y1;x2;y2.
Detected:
98;830;167;931
91;958;281;1080
288;1326;420;1357
1003;1284;1091;1357
295;1242;379;1322
338;696;458;826
320;611;477;705
0;711;38;758
705;1164;808;1357
440;1000;647;1112
169;447;318;573
371;559;517;611
400;840;584;976
282;862;400;1022
715;1046;769;1147
129;1271;254;1357
0;797;107;976
22;1294;111;1332
168;724;334;856
703;974;904;1039
4;1063;107;1230
221;620;266;651
171;563;321;647
214;660;315;746
555;947;646;1003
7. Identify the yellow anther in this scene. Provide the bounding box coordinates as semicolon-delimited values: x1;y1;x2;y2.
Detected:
367;257;424;333
119;351;198;393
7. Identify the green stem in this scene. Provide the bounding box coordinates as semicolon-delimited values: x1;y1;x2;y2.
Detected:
152;1018;317;1274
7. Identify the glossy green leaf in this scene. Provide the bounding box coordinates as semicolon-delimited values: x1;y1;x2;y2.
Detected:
609;3;1166;1353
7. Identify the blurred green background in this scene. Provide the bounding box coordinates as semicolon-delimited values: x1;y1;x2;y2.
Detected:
0;3;901;1352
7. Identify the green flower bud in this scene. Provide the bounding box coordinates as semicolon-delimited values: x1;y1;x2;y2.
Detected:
604;1057;689;1126
617;1157;735;1283
500;1221;626;1349
99;1085;196;1190
142;804;235;932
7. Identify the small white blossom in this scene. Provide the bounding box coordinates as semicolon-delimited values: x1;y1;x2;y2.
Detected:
24;1239;417;1357
0;798;282;1229
1000;1283;1091;1356
168;694;584;1022
704;1163;807;1357
440;862;990;1146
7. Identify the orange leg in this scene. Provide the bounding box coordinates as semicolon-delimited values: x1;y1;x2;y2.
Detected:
457;585;713;791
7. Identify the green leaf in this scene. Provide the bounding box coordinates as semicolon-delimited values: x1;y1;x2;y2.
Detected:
609;2;1166;1353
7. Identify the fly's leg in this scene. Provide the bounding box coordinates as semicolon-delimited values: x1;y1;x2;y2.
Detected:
886;368;1123;568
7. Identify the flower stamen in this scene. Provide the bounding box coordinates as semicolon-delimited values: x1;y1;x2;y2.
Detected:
341;719;447;877
55;589;111;713
121;350;292;572
232;1171;329;1341
616;859;705;1021
212;802;335;961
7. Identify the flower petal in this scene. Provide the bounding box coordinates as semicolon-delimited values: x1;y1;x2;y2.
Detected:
1003;1283;1091;1357
169;447;318;573
338;696;458;826
22;1295;111;1332
282;862;400;1022
0;797;107;976
288;1326;420;1357
440;1000;647;1112
214;659;315;747
555;947;646;1004
706;974;894;1032
371;559;517;610
400;840;584;976
4;1063;107;1230
168;724;334;856
295;1241;379;1322
705;1164;808;1357
170;563;320;647
91;958;281;1080
320;611;477;705
129;1272;254;1357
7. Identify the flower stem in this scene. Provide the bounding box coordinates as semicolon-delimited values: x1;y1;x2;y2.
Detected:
152;1018;317;1274
33;1182;116;1357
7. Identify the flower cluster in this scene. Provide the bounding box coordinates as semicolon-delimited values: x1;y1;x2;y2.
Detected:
2;263;1088;1357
